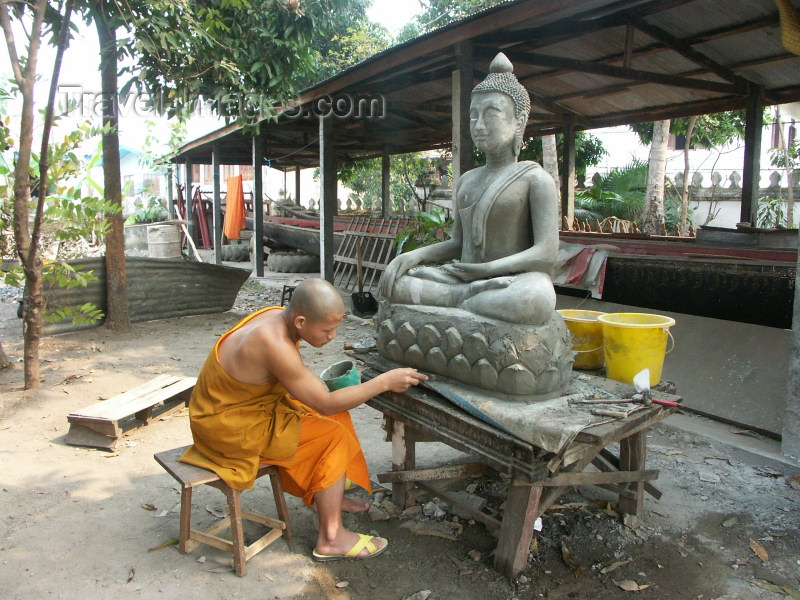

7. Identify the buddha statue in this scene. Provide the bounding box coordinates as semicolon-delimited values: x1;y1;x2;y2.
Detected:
375;52;573;398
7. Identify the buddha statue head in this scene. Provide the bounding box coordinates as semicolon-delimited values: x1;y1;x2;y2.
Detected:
471;53;531;157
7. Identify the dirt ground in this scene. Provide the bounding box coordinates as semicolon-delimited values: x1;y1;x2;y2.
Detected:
1;276;799;600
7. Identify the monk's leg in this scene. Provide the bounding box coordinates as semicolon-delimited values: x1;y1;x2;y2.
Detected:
313;474;386;557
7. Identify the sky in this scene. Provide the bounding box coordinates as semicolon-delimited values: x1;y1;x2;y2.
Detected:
367;0;422;36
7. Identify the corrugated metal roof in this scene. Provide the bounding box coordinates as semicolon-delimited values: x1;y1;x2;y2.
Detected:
174;0;800;168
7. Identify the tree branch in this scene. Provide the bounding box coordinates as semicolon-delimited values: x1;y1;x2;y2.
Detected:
0;3;24;85
29;0;75;264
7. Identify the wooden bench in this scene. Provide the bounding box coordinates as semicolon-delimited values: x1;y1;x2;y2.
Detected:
154;445;292;577
66;374;196;450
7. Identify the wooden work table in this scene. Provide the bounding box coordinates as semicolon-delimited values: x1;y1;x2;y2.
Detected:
359;359;679;579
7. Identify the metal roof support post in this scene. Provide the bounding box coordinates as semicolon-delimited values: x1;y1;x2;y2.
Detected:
166;166;174;221
212;141;223;265
451;41;474;194
252;136;265;277
184;158;194;245
319;115;337;283
741;86;764;225
561;117;577;230
785;238;800;460
382;149;391;217
295;166;301;208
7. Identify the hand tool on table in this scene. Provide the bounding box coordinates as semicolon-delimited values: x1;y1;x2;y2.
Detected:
632;368;682;408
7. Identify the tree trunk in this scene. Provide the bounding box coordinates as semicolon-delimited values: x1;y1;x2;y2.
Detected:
643;119;670;235
1;0;47;388
680;115;696;236
542;134;560;197
95;6;130;331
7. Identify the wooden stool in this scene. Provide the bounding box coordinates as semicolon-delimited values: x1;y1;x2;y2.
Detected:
154;445;292;576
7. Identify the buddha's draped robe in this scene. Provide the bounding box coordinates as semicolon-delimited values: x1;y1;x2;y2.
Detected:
180;307;371;505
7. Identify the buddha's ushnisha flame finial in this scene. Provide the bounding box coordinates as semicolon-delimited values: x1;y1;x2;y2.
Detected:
472;52;531;120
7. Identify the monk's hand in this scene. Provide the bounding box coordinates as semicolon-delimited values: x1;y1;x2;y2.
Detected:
440;261;491;282
378;254;418;299
384;368;429;393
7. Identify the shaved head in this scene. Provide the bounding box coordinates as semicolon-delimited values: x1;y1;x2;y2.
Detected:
286;278;345;323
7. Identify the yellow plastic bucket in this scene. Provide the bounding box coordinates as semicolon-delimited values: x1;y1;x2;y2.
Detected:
596;313;675;386
557;309;606;370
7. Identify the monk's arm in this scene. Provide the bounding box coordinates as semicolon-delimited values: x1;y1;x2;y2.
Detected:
267;340;425;416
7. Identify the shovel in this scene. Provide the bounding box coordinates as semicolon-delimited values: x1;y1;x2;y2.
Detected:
351;241;378;318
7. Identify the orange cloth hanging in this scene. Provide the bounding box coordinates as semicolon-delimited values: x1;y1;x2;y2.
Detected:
223;174;246;240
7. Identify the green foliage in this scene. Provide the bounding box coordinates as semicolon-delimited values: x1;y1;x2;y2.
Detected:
44;303;105;325
768;136;799;170
0;113;112;325
337;152;448;212
311;20;390;82
397;0;505;41
756;196;788;228
115;0;370;125
472;132;607;177
125;194;168;225
138;119;187;174
394;207;453;254
629;111;747;148
575;160;686;231
574;160;648;225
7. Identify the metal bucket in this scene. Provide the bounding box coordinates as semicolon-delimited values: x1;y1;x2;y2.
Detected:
147;223;181;259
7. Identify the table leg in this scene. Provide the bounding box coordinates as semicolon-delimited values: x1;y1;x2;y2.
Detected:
619;429;646;517
391;420;416;508
494;477;542;579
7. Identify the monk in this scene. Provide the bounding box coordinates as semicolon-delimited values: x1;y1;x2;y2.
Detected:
180;278;427;561
378;52;559;326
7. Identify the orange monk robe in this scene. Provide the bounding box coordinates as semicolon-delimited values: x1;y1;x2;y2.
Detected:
223;174;246;240
180;307;372;505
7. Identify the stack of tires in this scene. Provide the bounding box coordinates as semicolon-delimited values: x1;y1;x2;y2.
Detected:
266;249;319;273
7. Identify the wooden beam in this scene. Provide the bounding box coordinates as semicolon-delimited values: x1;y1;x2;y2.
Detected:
618;431;647;516
212;141;222;265
184;158;194;243
516;51;745;95
319;116;337;282
741;87;764;225
452;40;474;194
531;469;659;487
631;17;743;85
495;478;542;578
376;462;491;483
295;165;301;206
381;149;391;217
682;14;779;45
623;23;635;68
252;136;264;277
475;0;693;46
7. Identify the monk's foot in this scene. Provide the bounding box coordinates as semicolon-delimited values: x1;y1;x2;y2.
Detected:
313;529;388;561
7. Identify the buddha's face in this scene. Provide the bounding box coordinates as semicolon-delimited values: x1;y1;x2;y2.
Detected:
470;91;518;156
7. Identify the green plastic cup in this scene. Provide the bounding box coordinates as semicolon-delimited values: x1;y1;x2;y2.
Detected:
320;360;359;391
